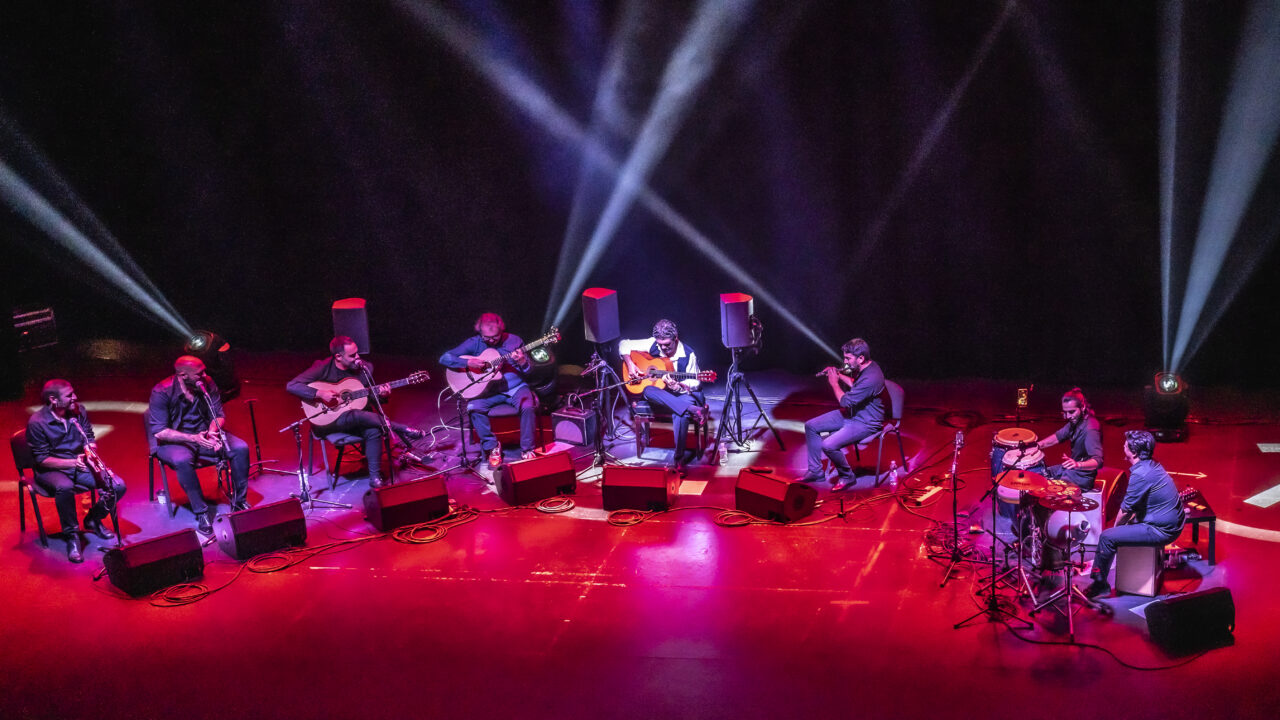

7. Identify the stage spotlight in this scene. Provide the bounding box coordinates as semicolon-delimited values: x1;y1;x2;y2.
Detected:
184;330;239;402
1144;372;1190;443
1155;371;1182;395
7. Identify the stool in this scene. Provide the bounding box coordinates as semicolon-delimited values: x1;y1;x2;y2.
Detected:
631;400;708;462
1115;545;1162;597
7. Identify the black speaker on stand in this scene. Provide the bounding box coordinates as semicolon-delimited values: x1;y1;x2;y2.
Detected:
332;297;370;353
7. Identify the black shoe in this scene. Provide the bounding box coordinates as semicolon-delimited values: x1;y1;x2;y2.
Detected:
399;427;426;441
798;472;825;483
65;532;84;563
1083;578;1111;599
196;512;214;537
369;475;387;489
231;501;250;513
83;516;115;540
831;475;857;492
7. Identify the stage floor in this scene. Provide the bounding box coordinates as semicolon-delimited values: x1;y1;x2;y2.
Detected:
3;347;1279;719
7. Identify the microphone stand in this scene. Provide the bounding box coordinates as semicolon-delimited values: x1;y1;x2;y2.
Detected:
586;345;624;468
955;458;1033;631
359;363;399;486
197;384;236;505
279;416;349;509
934;431;973;587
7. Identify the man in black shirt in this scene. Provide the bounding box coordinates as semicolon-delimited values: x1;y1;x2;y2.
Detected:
800;338;885;491
287;336;424;488
1084;430;1186;598
146;356;251;536
1032;387;1103;491
27;379;127;562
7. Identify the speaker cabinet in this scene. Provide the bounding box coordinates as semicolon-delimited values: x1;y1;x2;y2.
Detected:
103;528;204;597
602;465;678;511
215;498;307;561
552;407;598;446
1146;587;1235;654
719;293;754;349
332;297;370;353
582;288;620;344
364;476;450;531
735;467;817;522
496;450;577;505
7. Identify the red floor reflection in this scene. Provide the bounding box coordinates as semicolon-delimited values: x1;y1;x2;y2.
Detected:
3;349;1279;718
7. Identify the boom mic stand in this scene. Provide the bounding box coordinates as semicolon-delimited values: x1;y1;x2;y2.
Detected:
279;416;349;510
585;346;625;467
954;464;1033;631
358;363;399;485
713;347;784;463
933;431;974;587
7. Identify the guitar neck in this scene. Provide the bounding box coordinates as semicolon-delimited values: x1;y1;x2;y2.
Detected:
345;376;416;401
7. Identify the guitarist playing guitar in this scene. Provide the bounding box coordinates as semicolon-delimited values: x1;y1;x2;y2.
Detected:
619;319;711;477
439;313;546;469
287;336;426;488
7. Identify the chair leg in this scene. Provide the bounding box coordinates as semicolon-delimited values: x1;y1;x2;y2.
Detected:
331;446;345;490
149;455;156;501
18;483;26;533
874;435;887;487
28;486;49;548
895;429;908;471
160;465;178;518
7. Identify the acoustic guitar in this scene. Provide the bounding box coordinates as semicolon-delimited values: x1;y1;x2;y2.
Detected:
302;371;431;427
444;328;560;400
622;350;717;395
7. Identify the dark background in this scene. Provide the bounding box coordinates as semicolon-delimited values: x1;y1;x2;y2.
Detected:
2;1;1277;386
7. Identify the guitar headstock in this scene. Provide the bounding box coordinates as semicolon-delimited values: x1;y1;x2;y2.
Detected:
698;371;718;383
408;370;431;384
543;327;561;345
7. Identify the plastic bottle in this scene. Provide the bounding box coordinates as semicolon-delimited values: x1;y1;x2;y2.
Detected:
156;487;169;508
888;461;900;489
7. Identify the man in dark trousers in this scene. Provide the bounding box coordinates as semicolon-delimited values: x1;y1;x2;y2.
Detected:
801;337;885;491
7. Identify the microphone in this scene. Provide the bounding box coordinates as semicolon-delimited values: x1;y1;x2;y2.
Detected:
954;430;965;449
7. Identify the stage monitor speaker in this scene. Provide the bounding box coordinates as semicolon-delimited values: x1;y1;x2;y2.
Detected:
602;465;677;511
720;293;754;349
103;528;204;597
332;297;370;354
1145;586;1235;654
735;467;817;523
552;407;598;446
364;476;450;531
215;498;307;561
496;450;577;505
582;288;620;344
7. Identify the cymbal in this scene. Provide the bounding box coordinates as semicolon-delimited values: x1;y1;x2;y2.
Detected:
1039;494;1099;512
1035;478;1082;497
997;469;1049;493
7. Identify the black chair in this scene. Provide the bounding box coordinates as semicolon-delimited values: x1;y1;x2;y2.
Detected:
853;380;908;486
630;398;709;463
148;443;230;518
309;427;370;490
11;429;97;548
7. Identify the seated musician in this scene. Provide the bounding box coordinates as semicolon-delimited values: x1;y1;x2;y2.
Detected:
1028;387;1102;492
1085;430;1186;598
147;356;252;535
288;337;425;488
439;313;536;468
801;338;885;491
27;379;127;562
619;319;708;476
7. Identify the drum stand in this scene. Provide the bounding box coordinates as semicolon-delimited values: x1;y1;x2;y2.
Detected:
1030;506;1099;641
988;501;1038;600
955;469;1033;631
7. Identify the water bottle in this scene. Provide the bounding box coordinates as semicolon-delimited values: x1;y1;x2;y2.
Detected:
156;487;169;508
888;461;900;489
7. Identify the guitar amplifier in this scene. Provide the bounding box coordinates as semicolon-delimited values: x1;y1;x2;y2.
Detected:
552;407;598;446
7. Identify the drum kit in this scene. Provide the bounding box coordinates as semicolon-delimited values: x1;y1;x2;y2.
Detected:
988;428;1101;638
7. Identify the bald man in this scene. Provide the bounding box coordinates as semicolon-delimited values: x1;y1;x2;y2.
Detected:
145;355;251;535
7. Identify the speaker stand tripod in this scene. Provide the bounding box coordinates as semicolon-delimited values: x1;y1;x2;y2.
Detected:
713;347;784;463
245;398;292;480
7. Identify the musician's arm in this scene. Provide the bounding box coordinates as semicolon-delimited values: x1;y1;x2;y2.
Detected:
1034;427;1066;451
286;360;326;401
439;339;480;371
